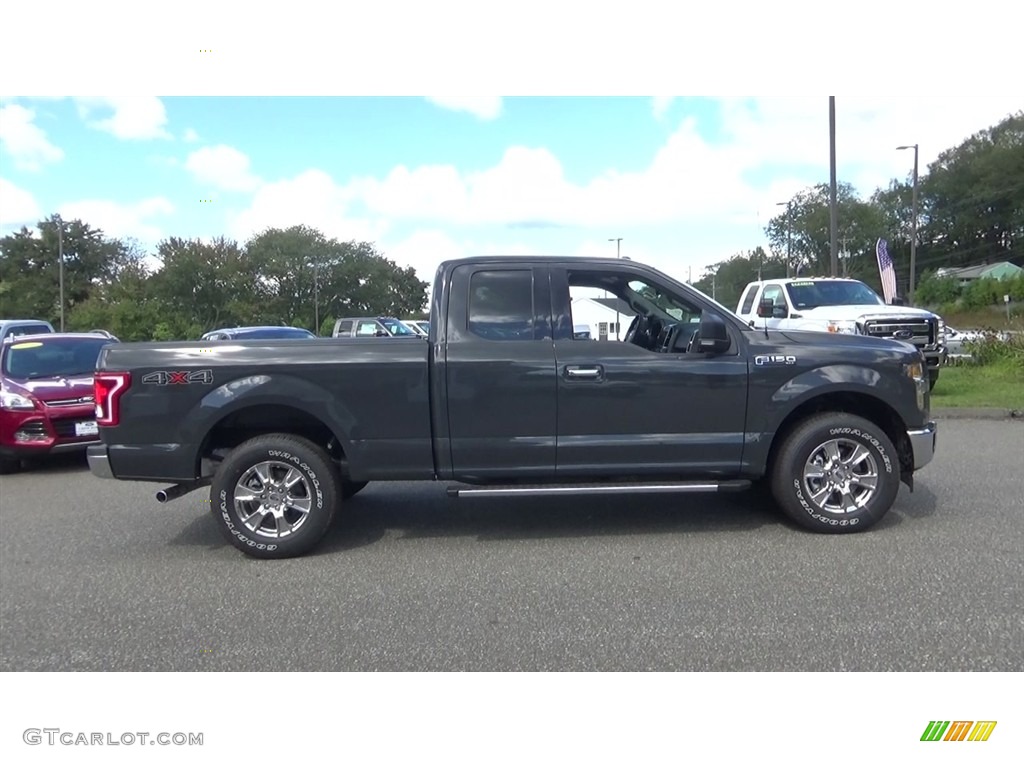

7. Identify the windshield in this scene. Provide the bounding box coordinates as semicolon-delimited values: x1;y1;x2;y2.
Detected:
786;280;884;309
380;319;418;336
2;338;109;379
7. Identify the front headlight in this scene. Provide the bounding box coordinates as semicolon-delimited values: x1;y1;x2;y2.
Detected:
827;320;858;334
904;361;925;381
937;317;946;345
0;391;36;410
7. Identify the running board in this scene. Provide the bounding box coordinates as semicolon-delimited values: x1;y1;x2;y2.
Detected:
447;479;751;498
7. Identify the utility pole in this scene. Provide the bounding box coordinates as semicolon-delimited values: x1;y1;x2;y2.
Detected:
897;143;919;304
55;215;65;332
829;96;839;277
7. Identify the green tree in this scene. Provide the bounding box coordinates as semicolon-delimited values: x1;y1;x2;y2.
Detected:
914;272;961;307
146;236;255;338
244;226;429;330
0;216;127;325
920;111;1024;270
765;183;887;284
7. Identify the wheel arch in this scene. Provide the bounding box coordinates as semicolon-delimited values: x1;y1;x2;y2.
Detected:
198;402;354;480
765;391;914;488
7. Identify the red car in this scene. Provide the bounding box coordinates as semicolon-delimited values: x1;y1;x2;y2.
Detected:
0;332;117;473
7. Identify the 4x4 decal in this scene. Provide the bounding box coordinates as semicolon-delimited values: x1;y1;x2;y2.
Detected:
141;369;214;386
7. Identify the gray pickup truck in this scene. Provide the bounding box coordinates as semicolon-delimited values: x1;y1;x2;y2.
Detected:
88;256;937;558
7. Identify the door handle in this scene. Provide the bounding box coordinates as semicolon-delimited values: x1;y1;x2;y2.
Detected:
564;365;603;379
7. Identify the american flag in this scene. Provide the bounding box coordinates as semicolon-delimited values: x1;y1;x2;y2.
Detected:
876;238;897;304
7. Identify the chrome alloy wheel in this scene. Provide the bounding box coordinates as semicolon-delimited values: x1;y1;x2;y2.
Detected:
802;438;880;515
233;460;313;538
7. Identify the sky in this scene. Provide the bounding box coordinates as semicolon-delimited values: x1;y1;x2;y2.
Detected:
1;3;1021;292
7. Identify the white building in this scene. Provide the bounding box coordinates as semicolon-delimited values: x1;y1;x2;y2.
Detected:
570;296;634;341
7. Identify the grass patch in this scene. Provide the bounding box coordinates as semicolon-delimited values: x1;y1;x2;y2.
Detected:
939;308;1023;332
931;362;1024;409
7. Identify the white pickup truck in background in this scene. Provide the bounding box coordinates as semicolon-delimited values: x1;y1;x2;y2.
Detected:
735;277;947;389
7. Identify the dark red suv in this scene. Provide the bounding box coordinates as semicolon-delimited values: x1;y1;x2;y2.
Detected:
0;333;117;473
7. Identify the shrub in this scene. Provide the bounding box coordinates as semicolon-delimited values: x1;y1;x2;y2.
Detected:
964;332;1024;371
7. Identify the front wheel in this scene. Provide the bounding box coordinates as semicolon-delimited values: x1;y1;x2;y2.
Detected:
211;434;341;558
770;413;900;533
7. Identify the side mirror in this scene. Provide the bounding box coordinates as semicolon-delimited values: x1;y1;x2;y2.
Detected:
698;313;731;354
890;296;906;306
772;304;788;319
756;297;774;318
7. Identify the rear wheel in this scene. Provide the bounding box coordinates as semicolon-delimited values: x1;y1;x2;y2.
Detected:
211;434;340;558
770;413;900;533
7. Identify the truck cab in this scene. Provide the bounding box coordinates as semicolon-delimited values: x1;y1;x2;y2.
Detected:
735;277;947;388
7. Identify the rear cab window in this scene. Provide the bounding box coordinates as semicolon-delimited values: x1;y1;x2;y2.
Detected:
738;285;759;315
468;270;535;341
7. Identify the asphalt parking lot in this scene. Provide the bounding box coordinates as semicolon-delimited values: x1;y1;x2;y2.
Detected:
1;418;1022;672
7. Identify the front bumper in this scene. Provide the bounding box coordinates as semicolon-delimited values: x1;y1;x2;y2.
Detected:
0;439;99;458
87;444;115;479
923;349;947;370
907;422;937;470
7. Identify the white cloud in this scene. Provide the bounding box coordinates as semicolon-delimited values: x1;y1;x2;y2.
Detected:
0;104;64;170
229;169;385;244
652;96;675;119
342;97;1024;242
75;97;172;140
383;229;466;281
59;197;174;243
0;178;42;231
425;96;502;120
185;144;261;192
183;127;200;142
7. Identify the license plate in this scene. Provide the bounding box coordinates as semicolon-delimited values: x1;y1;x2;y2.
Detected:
75;421;99;437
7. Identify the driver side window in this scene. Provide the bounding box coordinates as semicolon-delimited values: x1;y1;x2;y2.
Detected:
566;269;703;353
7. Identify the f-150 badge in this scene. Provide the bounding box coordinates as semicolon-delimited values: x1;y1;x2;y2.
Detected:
754;355;797;365
141;369;214;385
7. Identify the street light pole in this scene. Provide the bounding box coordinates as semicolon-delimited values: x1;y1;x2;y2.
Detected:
829;96;839;277
776;201;792;277
55;215;65;332
897;144;919;304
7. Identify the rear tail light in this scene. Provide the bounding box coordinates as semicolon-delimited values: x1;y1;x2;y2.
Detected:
94;372;131;427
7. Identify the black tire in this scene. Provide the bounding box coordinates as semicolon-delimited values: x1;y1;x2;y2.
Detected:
211;433;340;559
770;413;899;533
341;481;367;500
